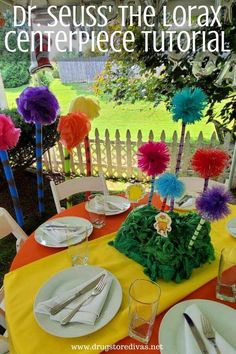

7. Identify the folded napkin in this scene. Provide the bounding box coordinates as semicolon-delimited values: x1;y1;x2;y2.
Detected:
184;304;236;354
35;271;113;325
181;197;194;208
42;223;84;244
94;196;125;213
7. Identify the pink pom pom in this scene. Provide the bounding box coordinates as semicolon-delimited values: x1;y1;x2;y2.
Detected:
0;114;21;150
137;141;170;176
192;148;229;179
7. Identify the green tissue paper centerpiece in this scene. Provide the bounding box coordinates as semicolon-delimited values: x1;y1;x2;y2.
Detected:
109;205;215;283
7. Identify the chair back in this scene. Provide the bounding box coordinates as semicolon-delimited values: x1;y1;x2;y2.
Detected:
0;208;27;246
50;174;109;214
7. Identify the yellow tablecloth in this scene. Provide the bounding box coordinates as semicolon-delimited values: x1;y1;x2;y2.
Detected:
4;207;236;354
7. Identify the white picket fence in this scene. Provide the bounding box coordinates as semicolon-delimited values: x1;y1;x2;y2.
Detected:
43;128;234;184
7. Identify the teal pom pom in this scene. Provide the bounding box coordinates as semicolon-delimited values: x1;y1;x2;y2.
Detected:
171;87;208;124
155;173;185;199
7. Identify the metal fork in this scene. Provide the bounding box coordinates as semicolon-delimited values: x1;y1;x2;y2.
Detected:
60;278;106;326
201;315;221;354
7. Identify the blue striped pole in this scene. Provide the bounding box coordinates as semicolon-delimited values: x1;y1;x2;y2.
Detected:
148;176;155;206
0;150;24;227
64;148;72;209
35;123;45;215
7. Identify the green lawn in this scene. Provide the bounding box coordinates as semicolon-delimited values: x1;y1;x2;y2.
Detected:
6;79;216;141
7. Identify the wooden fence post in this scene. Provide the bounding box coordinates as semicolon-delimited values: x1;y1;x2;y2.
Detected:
105;129;113;177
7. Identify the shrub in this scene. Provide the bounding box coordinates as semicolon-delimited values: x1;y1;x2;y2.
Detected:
1;62;30;88
0;108;59;171
30;70;54;88
52;63;60;79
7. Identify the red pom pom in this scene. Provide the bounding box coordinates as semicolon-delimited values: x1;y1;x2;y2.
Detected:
191;148;229;178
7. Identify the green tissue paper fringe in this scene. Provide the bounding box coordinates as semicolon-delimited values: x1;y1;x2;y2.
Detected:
109;205;215;283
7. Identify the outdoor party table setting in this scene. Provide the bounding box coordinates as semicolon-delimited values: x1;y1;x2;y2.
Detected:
4;191;236;354
3;87;236;354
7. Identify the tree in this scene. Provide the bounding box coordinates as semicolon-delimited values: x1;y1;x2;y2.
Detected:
0;10;30;88
95;8;236;141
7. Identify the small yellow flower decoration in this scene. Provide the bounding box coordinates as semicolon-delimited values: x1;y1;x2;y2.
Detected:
126;183;146;203
69;96;100;120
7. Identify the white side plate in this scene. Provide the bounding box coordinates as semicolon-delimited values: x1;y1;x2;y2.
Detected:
35;217;93;248
85;195;130;216
34;265;122;338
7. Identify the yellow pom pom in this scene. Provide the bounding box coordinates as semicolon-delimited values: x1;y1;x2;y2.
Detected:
69;96;100;120
126;183;145;203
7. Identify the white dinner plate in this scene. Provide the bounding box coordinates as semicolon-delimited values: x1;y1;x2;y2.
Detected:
227;218;236;238
34;265;122;338
159;299;236;354
35;217;93;248
163;194;197;212
85;195;131;216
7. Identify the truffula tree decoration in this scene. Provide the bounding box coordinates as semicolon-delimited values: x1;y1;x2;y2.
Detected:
170;87;208;210
0;114;24;226
17;87;59;216
191;148;229;192
57;112;91;207
69;96;100;177
155;173;185;212
137;141;170;206
188;186;232;249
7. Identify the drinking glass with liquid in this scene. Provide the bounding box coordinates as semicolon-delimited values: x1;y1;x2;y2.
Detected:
216;247;236;302
128;279;161;344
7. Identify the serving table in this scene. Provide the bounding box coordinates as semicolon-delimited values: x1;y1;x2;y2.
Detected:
5;194;236;354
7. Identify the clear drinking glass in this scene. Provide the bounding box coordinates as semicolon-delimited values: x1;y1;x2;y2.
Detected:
87;194;106;229
216;247;236;302
128;279;161;344
67;226;89;266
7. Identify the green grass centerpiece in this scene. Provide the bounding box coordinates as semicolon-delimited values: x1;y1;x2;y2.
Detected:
109;205;214;283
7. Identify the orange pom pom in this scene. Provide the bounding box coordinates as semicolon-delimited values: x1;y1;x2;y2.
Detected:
191;148;229;179
58;112;91;152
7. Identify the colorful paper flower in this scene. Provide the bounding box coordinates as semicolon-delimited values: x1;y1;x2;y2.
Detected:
58;112;91;152
155;173;185;199
137;141;170;176
171;87;208;124
196;186;232;221
0;114;21;150
69;96;100;120
17;86;59;125
192;148;229;178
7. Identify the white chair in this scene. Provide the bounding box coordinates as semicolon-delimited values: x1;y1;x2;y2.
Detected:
0;208;27;329
0;208;27;253
0;334;9;354
50;174;109;214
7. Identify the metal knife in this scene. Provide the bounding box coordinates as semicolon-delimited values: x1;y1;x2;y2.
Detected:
50;274;105;315
45;224;80;231
183;313;210;354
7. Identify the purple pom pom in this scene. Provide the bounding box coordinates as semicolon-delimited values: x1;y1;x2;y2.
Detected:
17;86;59;125
196;186;232;221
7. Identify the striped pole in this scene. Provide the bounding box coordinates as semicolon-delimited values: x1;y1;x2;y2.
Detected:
35;123;45;215
161;197;167;212
203;178;209;192
84;135;91;177
64;148;72;209
170;123;186;211
0;150;24;227
188;218;206;249
148;176;155;206
84;135;91;200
